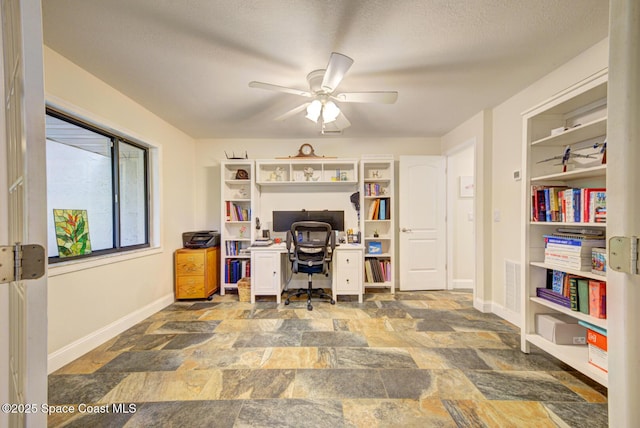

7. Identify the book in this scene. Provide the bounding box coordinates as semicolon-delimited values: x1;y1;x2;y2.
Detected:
591;248;607;276
551;270;565;294
536;287;571;308
588;280;607;319
577;278;589;314
590;190;607;223
569;277;579;311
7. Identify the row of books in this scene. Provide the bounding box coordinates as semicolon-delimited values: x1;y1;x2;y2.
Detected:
225;240;249;256
224;259;250;284
539;269;606;318
544;234;606;271
367;198;390;220
364;183;387;196
531;186;606;223
364;258;391;283
225;201;251;222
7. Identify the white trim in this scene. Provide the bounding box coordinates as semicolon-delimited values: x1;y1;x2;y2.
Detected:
47;293;174;373
452;279;474;290
48;246;163;277
473;296;492;313
491;302;521;328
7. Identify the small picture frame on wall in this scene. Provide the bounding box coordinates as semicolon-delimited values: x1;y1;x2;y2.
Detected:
459;176;474;198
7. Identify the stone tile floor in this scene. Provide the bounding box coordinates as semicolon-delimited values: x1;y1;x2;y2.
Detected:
48;290;608;427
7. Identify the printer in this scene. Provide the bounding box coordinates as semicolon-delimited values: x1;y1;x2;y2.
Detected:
182;230;220;248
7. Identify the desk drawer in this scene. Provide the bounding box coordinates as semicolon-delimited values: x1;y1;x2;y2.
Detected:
176;276;205;298
176;252;205;275
336;253;359;270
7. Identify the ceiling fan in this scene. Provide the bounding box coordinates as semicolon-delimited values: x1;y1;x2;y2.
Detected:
249;52;398;133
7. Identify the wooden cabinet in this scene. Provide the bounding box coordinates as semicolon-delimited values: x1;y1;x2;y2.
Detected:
175;247;219;300
332;246;364;302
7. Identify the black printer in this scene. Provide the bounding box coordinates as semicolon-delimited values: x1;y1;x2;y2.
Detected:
182;230;220;248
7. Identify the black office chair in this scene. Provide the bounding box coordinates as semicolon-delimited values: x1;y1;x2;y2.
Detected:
285;221;336;311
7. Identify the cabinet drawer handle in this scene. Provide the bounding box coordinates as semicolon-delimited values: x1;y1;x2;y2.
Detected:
346;279;350;283
346;258;350;263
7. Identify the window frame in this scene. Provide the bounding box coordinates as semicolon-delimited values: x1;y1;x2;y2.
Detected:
46;107;151;264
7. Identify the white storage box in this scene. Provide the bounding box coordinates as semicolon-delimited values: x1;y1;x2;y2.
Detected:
535;313;587;345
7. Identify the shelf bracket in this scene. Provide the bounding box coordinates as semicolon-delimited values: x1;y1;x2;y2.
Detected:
609;236;639;274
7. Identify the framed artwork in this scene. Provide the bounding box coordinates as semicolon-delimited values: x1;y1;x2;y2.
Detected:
459;176;474;198
54;209;92;257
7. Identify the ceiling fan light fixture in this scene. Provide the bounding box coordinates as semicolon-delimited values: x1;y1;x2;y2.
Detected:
305;99;322;123
322;101;340;123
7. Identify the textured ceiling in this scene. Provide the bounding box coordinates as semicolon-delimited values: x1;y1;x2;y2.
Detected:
42;0;609;139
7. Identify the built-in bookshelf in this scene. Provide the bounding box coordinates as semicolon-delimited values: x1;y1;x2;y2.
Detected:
220;160;257;294
521;70;608;386
360;157;395;293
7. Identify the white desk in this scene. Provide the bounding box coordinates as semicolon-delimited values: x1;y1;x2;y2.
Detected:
249;243;364;303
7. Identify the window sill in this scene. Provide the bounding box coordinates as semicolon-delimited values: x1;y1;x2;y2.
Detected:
47;246;164;277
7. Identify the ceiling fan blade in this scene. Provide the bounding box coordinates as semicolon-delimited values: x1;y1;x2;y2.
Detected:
321;52;354;92
248;81;311;97
274;102;310;121
334;91;398;104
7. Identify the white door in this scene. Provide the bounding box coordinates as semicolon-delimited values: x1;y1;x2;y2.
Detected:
399;156;446;291
1;0;48;427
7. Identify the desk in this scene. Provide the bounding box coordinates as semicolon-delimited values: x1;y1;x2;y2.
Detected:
250;243;364;304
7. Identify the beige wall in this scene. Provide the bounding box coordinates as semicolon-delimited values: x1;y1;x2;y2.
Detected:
44;47;198;368
489;38;609;318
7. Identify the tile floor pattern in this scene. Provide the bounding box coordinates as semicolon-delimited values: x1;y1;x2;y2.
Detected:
48;290;608;427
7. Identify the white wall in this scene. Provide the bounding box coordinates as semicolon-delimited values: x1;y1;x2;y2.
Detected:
489;38;609;319
44;47;198;370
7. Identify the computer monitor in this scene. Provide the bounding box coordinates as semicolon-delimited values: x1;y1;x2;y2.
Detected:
272;210;345;232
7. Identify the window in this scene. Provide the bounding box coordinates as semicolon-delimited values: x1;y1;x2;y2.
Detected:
46;109;150;262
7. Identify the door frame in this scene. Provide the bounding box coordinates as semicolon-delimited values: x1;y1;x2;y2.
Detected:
444;138;477;293
1;0;48;426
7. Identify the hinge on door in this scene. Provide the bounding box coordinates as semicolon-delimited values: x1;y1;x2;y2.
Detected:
609;236;639;274
0;243;45;283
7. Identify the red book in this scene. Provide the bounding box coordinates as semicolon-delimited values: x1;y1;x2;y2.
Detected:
588;280;606;319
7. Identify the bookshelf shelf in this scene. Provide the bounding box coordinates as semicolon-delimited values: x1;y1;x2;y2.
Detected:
530;261;606;281
521;70;608;386
360;158;395;293
530;297;607;329
531;165;606;182
525;334;608;387
531;116;607;147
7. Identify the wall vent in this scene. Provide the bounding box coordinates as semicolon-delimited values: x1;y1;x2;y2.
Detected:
504;259;521;313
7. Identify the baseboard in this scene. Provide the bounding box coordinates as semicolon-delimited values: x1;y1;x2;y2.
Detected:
491;302;521;328
452;279;474;290
473;296;493;313
48;293;174;373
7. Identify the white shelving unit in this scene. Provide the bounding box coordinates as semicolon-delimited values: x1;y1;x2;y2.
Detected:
255;159;358;186
220;160;257;294
360;157;395;293
521;70;608;386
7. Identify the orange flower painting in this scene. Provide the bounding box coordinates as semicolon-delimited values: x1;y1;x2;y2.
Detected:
53;209;92;257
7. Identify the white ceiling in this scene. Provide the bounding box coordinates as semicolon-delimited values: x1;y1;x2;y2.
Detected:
42;0;609;140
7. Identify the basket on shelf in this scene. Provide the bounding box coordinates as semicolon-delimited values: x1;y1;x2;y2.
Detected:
237;277;251;302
